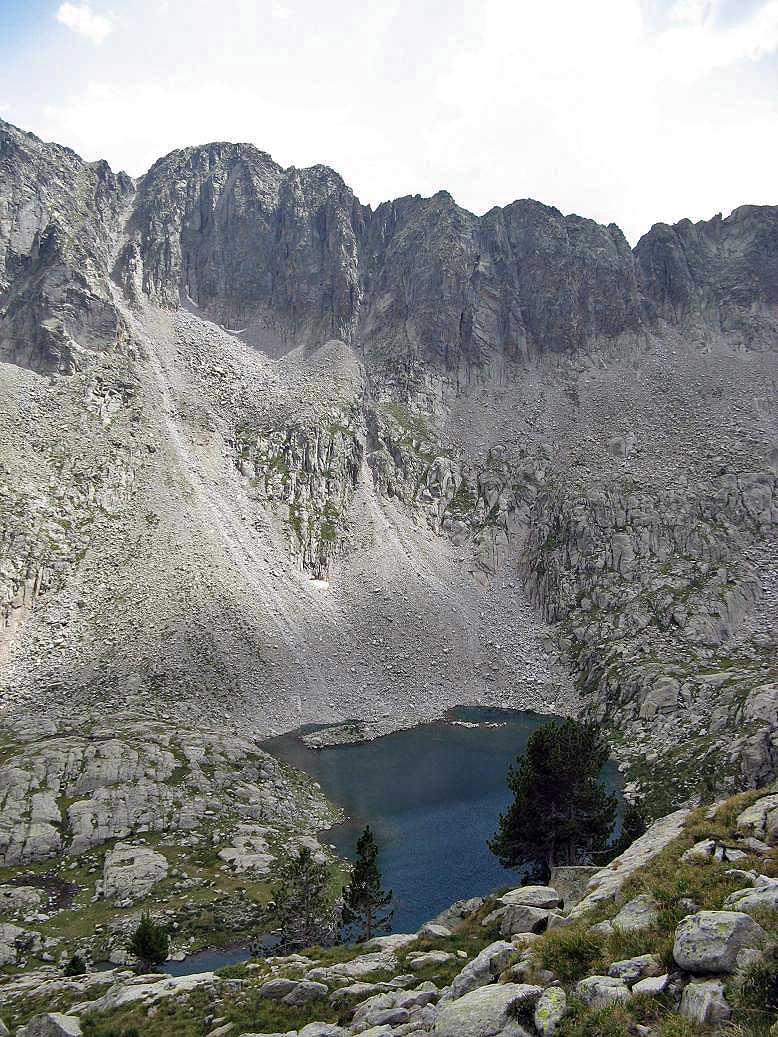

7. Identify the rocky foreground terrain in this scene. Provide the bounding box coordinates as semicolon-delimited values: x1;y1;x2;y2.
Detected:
0;116;777;1023
1;785;776;1036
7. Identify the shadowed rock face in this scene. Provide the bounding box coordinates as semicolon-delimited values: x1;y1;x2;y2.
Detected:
0;116;777;813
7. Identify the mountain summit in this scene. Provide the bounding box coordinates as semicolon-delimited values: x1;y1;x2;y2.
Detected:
0;117;776;807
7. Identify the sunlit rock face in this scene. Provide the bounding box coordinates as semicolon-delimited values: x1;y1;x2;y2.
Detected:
0;116;776;807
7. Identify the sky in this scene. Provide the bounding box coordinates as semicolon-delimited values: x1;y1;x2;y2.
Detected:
0;0;776;243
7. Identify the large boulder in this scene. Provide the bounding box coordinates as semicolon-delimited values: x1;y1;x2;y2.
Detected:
680;979;732;1025
443;940;517;1001
259;978;328;1006
18;1015;82;1037
673;911;767;973
499;905;557;937
433;983;542;1037
102;843;169;903
498;886;562;910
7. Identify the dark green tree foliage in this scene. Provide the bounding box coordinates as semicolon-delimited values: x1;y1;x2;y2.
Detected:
489;718;618;881
63;953;86;976
342;825;393;942
127;911;169;972
271;845;338;952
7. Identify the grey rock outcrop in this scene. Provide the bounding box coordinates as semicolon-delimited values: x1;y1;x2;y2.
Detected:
672;910;767;973
101;843;169;903
1;114;777;813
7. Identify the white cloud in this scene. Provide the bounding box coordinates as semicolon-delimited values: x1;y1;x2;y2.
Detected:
55;3;112;44
11;0;777;243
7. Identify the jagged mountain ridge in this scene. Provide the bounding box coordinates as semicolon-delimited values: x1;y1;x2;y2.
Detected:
1;117;777;811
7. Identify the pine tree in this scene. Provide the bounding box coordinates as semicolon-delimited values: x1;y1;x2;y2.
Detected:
341;826;393;942
489;718;618;881
127;911;169;972
271;845;338;953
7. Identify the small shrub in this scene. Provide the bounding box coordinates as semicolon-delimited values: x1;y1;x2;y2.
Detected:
63;953;87;976
127;912;169;972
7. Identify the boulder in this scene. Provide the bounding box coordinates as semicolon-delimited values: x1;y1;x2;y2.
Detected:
575;976;632;1008
607;954;662;984
443;940;517;1000
681;839;748;864
498;886;561;910
298;1026;348;1037
736;794;778;842
673;911;767;973
632;974;670;996
724;886;778;916
102;843;169;903
680;979;732;1025
407;950;454;968
364;934;417;952
534;986;567;1036
499;905;556;937
431;897;484;930
418;922;452;940
259;978;328;1006
433;982;542;1037
612;894;659;932
351;984;439;1030
18;1015;82;1037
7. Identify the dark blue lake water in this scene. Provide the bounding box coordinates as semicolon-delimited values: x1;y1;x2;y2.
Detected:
162;707;621;974
266;707;622;933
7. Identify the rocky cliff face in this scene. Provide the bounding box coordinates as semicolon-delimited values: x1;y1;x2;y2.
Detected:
0;116;777;814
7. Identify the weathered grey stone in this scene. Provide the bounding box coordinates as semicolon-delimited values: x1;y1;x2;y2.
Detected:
18;1014;83;1037
534;986;567;1036
102;843;169;903
607;954;662;984
417;922;452;940
673;911;767;973
260;978;328;1006
498;886;561;910
632;974;670;996
680;979;732;1025
443;940;517;1001
575;976;632;1008
433;982;541;1037
499;904;556;937
736;794;778;842
612;895;659;932
681;838;748;864
724;886;778;915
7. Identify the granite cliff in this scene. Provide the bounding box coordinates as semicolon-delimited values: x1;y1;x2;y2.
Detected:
0;117;776;819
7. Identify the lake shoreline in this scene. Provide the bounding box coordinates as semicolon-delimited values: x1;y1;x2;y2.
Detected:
296;703;559;749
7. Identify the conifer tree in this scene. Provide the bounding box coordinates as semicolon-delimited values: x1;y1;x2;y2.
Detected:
342;825;393;942
489;718;618;881
271;845;338;952
128;911;169;972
